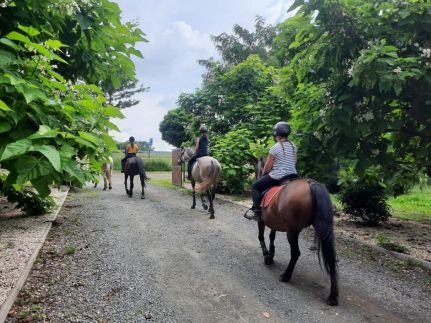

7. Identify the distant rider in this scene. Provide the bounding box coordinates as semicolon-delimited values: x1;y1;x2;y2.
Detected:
187;125;209;180
121;136;139;173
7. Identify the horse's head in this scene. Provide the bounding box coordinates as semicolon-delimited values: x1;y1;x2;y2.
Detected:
179;148;195;163
255;156;267;179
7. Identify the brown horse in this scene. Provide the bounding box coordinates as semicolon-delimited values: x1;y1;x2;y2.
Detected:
124;156;148;199
253;161;338;306
180;148;221;219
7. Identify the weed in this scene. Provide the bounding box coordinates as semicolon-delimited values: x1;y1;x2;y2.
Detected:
376;233;408;253
63;246;76;255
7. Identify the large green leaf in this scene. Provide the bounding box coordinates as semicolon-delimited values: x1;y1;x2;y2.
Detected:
31;177;51;198
0;50;16;66
30;145;61;172
78;131;102;145
0;99;12;112
18;25;40;37
6;31;31;44
105;105;124;118
16;156;53;184
28;125;59;139
0;121;12;133
0;139;32;161
15;84;47;103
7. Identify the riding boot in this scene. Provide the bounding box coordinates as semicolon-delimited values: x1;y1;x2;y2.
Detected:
244;207;261;221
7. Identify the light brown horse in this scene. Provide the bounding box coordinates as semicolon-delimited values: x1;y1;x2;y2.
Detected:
180;148;221;219
254;161;339;306
93;156;113;190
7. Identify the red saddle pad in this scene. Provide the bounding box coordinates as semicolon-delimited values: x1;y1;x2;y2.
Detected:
261;186;284;208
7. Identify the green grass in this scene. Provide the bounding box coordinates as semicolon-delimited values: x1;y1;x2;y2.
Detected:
331;185;431;224
388;186;431;224
112;152;171;172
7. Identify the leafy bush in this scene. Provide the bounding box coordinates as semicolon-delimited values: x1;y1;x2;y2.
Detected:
4;188;56;216
212;129;255;193
340;181;391;226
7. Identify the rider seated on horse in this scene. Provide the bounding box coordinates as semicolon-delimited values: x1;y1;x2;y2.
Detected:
121;136;139;173
187;125;209;180
244;122;298;221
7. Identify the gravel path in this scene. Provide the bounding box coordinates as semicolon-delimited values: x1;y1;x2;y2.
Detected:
6;173;431;322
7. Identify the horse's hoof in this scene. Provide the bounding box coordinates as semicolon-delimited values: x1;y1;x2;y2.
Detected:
191;206;195;209
103;188;107;191
109;186;112;190
141;196;145;199
203;205;208;210
326;297;338;306
264;256;274;266
279;273;291;282
128;194;133;198
209;214;215;219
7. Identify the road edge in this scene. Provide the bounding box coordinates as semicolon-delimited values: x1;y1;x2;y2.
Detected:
0;187;69;323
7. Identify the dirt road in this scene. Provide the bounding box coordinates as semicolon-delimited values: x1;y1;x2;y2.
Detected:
7;173;431;322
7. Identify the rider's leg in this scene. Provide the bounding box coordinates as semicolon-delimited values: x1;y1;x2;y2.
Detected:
187;155;198;180
245;175;278;220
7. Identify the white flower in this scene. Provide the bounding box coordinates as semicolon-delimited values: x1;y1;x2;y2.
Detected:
393;67;402;74
421;48;431;58
363;111;374;121
414;43;420;48
371;149;380;156
347;65;354;77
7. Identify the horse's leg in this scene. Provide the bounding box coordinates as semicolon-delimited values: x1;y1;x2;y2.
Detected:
201;192;208;210
140;174;145;199
268;229;276;259
191;180;196;209
103;173;108;190
108;169;112;190
207;188;214;219
124;173;130;196
258;219;272;265
280;231;300;282
129;175;134;198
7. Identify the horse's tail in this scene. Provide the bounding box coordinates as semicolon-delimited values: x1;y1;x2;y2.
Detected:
197;159;220;193
310;182;337;276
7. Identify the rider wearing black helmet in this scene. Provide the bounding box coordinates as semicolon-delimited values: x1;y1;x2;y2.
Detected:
244;122;298;220
121;136;139;173
187;124;209;180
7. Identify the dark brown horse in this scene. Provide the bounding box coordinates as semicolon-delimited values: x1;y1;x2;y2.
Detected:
253;160;338;305
124;156;148;199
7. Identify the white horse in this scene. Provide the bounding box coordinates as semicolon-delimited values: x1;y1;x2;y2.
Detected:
94;156;114;190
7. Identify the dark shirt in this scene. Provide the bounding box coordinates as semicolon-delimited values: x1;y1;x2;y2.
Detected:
197;135;209;156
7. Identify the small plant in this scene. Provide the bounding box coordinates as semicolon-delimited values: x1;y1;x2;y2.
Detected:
376;233;408;253
4;188;56;216
63;246;76;255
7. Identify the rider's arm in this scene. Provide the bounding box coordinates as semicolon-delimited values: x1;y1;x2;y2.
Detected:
262;154;274;175
194;138;200;153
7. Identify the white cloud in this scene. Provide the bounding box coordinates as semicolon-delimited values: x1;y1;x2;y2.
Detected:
264;0;293;24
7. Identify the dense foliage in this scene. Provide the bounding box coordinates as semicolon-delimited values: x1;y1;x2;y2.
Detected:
160;0;431;223
0;0;145;211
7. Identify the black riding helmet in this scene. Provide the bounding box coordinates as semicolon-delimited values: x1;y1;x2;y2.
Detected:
199;124;208;133
273;122;291;138
129;136;135;143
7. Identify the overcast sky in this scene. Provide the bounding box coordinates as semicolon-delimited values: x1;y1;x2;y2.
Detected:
111;0;294;151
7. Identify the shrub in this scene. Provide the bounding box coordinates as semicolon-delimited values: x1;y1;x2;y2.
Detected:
340;181;391;226
4;188;56;216
144;159;171;172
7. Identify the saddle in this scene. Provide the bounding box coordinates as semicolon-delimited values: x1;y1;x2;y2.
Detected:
260;178;299;208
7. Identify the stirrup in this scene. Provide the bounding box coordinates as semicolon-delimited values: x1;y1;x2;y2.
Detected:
243;208;261;221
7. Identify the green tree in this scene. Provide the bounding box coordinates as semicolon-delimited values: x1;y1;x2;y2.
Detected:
0;0;145;208
159;108;193;148
275;0;431;223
